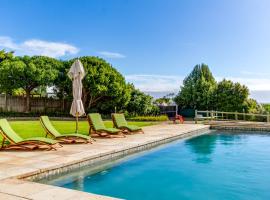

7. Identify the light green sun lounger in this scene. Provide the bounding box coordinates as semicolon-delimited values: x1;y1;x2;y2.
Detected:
0;119;59;150
40;116;92;144
87;113;124;138
112;113;144;133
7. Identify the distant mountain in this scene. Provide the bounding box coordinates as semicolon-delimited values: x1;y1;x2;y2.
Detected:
250;90;270;103
144;91;177;99
144;90;270;103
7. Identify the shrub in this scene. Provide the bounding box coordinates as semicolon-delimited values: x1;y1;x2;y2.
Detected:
128;115;169;121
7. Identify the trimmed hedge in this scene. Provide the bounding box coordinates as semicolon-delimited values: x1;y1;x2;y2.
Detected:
128;115;169;121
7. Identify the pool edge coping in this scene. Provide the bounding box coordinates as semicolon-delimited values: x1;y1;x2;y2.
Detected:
26;126;211;182
0;125;210;200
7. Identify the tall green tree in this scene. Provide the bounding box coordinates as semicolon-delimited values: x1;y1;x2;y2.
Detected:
262;104;270;113
127;84;159;116
53;60;72;100
244;98;263;113
214;79;249;112
174;63;216;110
0;50;14;93
0;56;61;112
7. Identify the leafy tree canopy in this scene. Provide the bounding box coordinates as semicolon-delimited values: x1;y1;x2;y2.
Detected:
0;55;61;111
215;79;249;112
174;63;216;110
127;84;159;116
244;98;263;113
263;104;270;111
0;49;14;63
54;56;131;113
175;64;262;113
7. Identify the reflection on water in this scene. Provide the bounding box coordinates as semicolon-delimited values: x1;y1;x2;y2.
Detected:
185;134;217;163
71;175;84;191
217;133;245;145
185;133;245;163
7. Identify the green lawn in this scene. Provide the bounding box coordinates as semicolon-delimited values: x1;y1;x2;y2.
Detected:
6;120;157;139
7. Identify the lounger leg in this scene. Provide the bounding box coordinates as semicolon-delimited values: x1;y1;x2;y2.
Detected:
89;127;92;136
1;137;5;148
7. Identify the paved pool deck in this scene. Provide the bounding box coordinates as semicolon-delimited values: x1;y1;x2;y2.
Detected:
0;123;209;200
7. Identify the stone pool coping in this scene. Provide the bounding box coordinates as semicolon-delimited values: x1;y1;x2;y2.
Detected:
207;121;270;132
0;123;209;200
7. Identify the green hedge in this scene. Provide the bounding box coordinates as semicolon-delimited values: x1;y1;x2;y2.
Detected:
128;115;169;121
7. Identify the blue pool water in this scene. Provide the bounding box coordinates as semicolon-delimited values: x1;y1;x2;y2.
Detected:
43;132;270;200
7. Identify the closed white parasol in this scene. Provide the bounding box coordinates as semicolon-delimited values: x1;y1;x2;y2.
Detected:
68;59;86;133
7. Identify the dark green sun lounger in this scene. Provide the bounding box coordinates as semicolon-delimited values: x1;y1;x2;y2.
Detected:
87;113;124;138
112;113;144;133
40;116;91;144
0;119;59;150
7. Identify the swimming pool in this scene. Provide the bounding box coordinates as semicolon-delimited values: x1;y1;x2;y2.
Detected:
41;131;270;200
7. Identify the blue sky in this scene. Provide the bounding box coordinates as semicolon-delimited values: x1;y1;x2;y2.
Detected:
1;0;270;102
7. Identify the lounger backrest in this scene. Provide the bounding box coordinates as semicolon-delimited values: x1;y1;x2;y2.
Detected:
88;113;106;130
112;113;128;127
40;116;61;137
0;119;23;143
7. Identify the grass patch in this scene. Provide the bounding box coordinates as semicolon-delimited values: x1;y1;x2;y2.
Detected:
6;120;157;139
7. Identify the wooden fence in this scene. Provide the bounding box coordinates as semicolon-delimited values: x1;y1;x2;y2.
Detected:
195;110;270;123
0;94;71;113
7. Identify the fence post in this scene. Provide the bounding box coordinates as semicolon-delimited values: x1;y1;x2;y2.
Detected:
267;112;270;123
210;110;213;120
44;98;47;113
235;112;238;121
4;93;7;112
195;110;198;124
62;99;65;112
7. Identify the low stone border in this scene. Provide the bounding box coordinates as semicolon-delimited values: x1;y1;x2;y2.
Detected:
25;126;210;182
211;126;270;132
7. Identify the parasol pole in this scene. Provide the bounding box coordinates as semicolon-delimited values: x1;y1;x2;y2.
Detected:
75;112;78;133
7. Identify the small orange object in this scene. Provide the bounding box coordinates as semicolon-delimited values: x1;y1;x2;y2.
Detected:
173;114;184;124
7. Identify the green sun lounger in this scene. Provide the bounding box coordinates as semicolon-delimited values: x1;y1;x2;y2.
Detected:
112;113;144;133
87;113;124;138
0;119;59;150
40;116;92;144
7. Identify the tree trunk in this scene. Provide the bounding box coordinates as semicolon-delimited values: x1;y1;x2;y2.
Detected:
88;95;93;110
25;90;31;113
82;88;88;108
62;98;65;112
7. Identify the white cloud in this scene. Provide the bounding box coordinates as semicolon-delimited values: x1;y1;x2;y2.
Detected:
0;36;79;58
217;77;270;91
240;70;270;77
0;36;17;49
125;74;183;92
98;51;125;58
